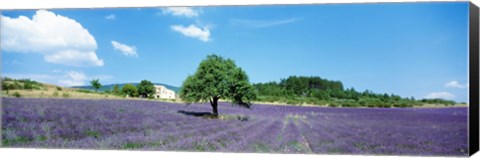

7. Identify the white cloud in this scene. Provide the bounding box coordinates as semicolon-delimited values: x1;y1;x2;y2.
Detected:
105;14;116;20
161;7;200;18
51;69;63;73
230;18;302;28
445;81;468;89
58;71;88;87
111;41;138;57
171;24;211;42
4;71;113;87
44;50;104;66
1;10;104;67
424;92;455;100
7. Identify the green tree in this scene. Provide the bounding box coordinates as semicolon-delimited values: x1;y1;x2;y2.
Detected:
137;80;156;98
90;79;102;92
179;54;256;116
1;79;13;94
122;84;138;97
113;84;120;95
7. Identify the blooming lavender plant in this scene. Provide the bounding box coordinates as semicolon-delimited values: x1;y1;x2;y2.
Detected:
1;98;468;156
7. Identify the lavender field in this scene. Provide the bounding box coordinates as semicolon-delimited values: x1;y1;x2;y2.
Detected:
1;98;468;156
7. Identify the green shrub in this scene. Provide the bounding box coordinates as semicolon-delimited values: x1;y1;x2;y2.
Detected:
2;82;15;94
148;95;155;99
2;82;11;91
13;92;21;98
23;82;34;90
53;91;59;97
328;102;339;107
328;104;338;107
286;99;299;105
420;98;456;106
305;98;319;105
62;93;70;98
56;87;63;91
313;100;327;106
18;79;42;90
12;81;22;89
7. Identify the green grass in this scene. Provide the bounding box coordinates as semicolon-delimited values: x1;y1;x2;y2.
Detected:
2;136;32;146
327;147;347;154
192;141;216;151
84;130;101;138
118;108;126;113
252;142;270;152
147;141;168;147
123;143;144;149
287;141;310;152
36;135;48;141
317;140;334;147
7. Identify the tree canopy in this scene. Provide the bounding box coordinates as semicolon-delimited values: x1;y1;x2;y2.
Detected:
113;84;120;95
122;84;138;97
179;54;256;116
90;79;102;92
252;76;457;107
137;80;156;98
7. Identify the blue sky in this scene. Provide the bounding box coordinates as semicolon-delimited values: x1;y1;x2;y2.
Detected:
1;2;469;102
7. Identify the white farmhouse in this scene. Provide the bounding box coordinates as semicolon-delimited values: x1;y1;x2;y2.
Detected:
154;85;176;99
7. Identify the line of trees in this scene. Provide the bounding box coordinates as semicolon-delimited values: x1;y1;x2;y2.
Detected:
90;79;157;99
252;76;457;107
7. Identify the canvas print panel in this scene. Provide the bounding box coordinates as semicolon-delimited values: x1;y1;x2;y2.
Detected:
0;2;470;156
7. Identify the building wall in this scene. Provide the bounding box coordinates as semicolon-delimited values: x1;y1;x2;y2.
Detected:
154;85;176;99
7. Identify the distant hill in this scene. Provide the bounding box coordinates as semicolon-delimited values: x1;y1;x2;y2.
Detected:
73;83;181;93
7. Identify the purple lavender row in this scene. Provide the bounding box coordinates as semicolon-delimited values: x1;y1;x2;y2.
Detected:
156;118;268;151
1;98;469;156
273;119;312;153
221;119;284;153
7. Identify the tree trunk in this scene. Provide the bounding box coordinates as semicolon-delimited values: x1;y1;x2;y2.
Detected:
211;97;219;116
